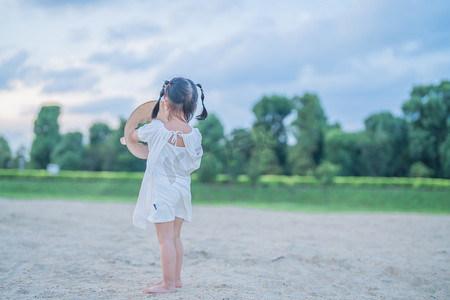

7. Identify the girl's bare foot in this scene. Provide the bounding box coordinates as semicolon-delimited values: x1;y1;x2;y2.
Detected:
144;285;176;294
151;279;182;288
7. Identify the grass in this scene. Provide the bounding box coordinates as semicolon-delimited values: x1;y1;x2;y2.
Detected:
192;183;450;213
0;177;449;214
0;178;140;202
1;169;449;189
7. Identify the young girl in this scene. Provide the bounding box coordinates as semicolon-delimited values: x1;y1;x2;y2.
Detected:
131;77;207;294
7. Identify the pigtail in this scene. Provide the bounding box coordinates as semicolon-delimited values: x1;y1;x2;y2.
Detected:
151;80;170;119
195;83;208;120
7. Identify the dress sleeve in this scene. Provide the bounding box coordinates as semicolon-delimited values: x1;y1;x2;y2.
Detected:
190;144;203;173
137;119;163;143
184;129;203;173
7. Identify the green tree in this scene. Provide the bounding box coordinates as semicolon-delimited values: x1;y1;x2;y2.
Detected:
358;130;392;177
224;128;252;179
409;161;434;177
314;160;341;185
30;105;61;169
247;127;283;182
89;123;111;146
288;93;327;175
195;113;226;179
324;129;360;176
103;118;146;172
402;80;449;177
362;112;409;176
195;114;225;153
438;133;450;178
10;146;27;169
0;136;12;168
84;123;111;171
252;95;293;174
50;132;84;170
196;152;220;183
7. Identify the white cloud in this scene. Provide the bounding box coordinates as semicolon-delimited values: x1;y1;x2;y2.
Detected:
1;0;449;152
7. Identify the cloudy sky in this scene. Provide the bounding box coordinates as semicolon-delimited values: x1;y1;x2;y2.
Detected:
1;0;449;152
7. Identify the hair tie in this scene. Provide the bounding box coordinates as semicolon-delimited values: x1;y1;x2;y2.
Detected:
196;83;205;102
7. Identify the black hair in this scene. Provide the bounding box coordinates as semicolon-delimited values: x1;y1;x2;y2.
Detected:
151;77;208;122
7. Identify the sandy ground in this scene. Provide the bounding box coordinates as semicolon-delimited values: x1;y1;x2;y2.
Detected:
0;198;449;299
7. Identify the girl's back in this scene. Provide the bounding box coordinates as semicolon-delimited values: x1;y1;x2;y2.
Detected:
164;119;192;147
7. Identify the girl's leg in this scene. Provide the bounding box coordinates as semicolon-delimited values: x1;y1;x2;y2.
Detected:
174;217;184;286
150;217;184;288
144;221;176;294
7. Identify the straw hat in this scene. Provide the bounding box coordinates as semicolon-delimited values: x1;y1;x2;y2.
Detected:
120;100;168;159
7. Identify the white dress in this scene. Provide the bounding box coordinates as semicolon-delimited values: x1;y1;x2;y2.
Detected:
132;119;203;229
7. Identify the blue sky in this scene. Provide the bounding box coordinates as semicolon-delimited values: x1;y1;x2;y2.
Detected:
1;0;449;152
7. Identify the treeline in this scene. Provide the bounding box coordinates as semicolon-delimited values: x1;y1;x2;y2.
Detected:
0;80;448;180
197;80;449;181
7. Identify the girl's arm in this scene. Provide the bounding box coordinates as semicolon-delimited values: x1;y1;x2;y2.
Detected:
131;128;140;142
133;119;163;144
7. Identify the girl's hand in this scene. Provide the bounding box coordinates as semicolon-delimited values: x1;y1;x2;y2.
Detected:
131;128;140;142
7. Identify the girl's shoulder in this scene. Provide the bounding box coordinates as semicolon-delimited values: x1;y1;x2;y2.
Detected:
163;121;201;139
137;119;164;142
163;120;193;134
141;119;163;131
151;118;164;126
